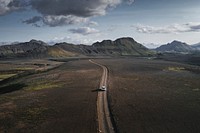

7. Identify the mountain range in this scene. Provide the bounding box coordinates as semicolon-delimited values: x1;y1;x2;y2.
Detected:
192;43;200;50
155;40;199;53
0;37;154;59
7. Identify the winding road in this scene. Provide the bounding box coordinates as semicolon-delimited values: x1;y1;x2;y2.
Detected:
89;60;115;133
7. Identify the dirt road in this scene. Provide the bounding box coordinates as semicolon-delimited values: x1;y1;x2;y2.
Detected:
89;60;115;133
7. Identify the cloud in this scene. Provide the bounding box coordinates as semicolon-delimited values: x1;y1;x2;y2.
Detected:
142;43;161;49
0;0;30;15
48;36;73;45
23;15;89;27
0;0;19;15
87;21;99;27
126;0;134;5
31;0;122;17
0;0;134;26
134;23;200;34
29;0;123;26
48;35;95;45
43;15;89;27
187;23;200;31
69;27;100;35
23;16;42;24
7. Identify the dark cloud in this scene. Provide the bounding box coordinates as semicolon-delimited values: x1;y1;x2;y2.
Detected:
1;0;134;26
8;0;30;8
23;16;42;24
189;24;200;31
0;0;29;15
28;0;122;26
0;0;18;15
31;0;121;17
69;27;100;35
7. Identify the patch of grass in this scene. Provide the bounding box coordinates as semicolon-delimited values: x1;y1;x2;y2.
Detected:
27;82;64;91
15;68;34;71
0;70;36;85
0;74;17;80
167;67;185;72
192;88;200;92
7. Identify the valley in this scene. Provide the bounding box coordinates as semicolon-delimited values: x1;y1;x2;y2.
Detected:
0;57;200;132
0;36;200;133
1;0;200;132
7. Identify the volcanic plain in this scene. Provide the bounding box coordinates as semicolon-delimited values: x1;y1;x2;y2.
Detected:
97;58;200;133
0;59;101;132
0;57;200;133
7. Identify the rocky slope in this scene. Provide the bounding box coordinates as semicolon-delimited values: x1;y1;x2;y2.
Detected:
91;37;152;56
192;43;200;50
156;41;195;53
0;40;48;58
0;37;154;58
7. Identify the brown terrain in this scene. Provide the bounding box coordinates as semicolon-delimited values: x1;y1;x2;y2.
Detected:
0;59;101;133
0;57;200;133
96;58;200;133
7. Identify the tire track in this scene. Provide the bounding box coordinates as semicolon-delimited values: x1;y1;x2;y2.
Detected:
89;60;115;133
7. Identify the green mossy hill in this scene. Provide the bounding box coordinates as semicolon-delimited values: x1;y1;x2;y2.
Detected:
0;37;154;59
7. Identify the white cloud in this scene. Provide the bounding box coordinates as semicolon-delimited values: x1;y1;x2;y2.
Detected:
43;15;89;27
134;22;200;34
69;27;100;35
48;35;95;45
126;0;134;5
142;43;161;49
87;21;99;27
23;15;89;27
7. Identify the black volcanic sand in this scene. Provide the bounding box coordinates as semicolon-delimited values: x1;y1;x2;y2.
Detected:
96;58;200;133
0;60;101;133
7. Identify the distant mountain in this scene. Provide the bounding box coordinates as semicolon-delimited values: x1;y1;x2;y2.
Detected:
192;43;200;50
0;40;77;58
55;37;154;56
155;40;195;53
91;37;153;56
0;42;10;46
0;37;154;59
0;40;49;58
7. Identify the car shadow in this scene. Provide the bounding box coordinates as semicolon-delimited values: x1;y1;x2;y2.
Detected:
91;89;100;92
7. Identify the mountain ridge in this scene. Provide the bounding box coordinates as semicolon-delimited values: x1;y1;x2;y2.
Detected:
155;40;196;53
192;43;200;50
0;37;154;58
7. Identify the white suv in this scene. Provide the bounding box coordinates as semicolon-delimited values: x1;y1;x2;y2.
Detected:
100;86;106;91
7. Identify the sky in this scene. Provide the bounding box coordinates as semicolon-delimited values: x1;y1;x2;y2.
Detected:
0;0;200;47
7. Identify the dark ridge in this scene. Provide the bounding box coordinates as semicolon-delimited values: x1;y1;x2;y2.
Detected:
156;40;195;53
0;37;154;59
